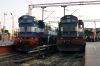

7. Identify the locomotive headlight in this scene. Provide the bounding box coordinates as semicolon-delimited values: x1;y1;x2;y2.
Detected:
32;38;33;39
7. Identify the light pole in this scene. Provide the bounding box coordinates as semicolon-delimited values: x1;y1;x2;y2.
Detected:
61;5;67;16
2;12;7;42
10;13;15;41
94;21;96;41
41;6;46;21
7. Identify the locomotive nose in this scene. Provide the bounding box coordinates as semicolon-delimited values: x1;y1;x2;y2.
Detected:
65;40;71;45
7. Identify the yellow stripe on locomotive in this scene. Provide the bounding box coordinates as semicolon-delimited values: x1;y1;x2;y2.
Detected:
72;20;76;22
61;20;66;22
27;20;32;22
20;20;24;22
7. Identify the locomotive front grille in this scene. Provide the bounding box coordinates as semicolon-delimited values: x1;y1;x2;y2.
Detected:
20;41;29;44
19;41;30;48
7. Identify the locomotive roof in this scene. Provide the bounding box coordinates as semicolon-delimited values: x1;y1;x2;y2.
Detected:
61;15;78;19
18;15;43;23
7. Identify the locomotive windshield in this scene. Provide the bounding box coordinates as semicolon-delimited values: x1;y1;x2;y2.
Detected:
61;27;68;34
70;26;76;34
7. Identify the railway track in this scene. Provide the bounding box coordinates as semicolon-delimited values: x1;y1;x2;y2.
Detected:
0;51;84;66
19;52;61;66
0;52;19;58
0;45;85;66
0;52;46;66
31;52;85;66
0;46;57;66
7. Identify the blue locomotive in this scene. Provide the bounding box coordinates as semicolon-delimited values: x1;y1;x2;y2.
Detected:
57;15;86;51
14;15;57;52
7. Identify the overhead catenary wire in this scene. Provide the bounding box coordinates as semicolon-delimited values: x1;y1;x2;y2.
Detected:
29;1;100;8
43;11;55;21
25;0;31;4
28;1;100;16
68;0;77;15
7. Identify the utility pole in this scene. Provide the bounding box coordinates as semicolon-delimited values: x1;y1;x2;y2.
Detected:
2;12;7;42
10;13;15;41
94;21;96;41
41;6;46;21
61;5;67;16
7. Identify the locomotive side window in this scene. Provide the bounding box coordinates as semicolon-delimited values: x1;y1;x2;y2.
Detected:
27;27;31;32
19;27;25;32
61;27;63;31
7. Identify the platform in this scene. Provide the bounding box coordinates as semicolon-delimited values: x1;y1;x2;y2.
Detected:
0;40;13;46
85;42;100;66
0;40;14;54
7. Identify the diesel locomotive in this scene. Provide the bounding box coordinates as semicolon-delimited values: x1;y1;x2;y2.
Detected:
14;15;57;52
57;15;86;51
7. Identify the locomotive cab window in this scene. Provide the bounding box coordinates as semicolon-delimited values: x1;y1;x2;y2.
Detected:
62;27;68;34
70;26;76;34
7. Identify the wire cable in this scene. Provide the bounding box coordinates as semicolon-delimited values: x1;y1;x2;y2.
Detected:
24;0;31;4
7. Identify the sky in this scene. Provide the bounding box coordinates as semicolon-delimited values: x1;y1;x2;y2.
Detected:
0;0;100;30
